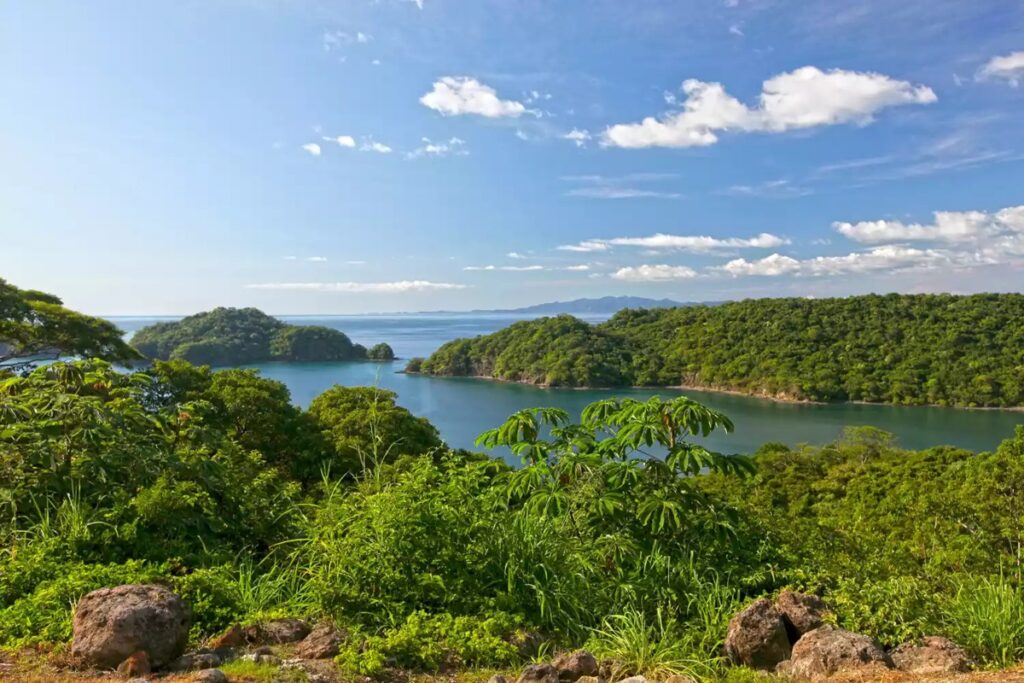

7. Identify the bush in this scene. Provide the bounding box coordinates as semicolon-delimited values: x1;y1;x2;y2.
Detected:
337;611;521;675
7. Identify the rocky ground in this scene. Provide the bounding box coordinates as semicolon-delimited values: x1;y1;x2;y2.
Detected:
6;583;1024;683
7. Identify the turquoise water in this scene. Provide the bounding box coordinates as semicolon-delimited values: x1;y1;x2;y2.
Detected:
108;314;1024;458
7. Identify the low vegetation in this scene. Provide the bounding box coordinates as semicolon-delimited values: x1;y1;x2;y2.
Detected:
3;283;1024;680
416;293;1024;407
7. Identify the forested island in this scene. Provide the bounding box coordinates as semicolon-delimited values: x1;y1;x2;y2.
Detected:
131;307;394;366
412;293;1024;408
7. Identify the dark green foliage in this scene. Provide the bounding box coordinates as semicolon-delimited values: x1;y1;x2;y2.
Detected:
421;314;632;387
367;342;395;361
419;294;1024;406
131;307;377;365
307;386;442;470
0;277;139;369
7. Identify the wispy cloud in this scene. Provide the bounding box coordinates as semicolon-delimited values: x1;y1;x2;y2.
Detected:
361;141;393;154
247;280;466;293
724;179;812;199
558;232;788;253
301;143;321;156
407;137;468;159
561;173;682;200
463;264;545;272
323;135;356;148
563;129;592;147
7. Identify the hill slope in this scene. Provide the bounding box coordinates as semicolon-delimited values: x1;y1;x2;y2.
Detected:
413;293;1024;407
131;307;388;365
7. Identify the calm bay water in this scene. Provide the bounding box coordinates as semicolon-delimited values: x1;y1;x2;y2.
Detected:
108;314;1024;458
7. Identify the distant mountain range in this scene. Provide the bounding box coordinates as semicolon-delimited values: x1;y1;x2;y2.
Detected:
416;296;710;316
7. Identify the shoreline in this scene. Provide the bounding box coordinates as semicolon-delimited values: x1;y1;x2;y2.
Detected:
404;371;1024;413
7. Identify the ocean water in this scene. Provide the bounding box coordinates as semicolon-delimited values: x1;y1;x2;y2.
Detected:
107;314;1024;459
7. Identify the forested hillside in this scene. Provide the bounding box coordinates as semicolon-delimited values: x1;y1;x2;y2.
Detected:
131;307;389;366
415;294;1024;407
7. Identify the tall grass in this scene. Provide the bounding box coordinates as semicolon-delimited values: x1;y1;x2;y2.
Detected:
944;575;1024;668
588;607;718;681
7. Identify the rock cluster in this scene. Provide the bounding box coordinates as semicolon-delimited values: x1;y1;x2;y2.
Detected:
723;590;972;680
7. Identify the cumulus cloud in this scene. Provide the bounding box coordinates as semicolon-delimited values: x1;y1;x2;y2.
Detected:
301;143;321;156
324;135;356;148
420;77;527;118
407;137;468;159
603;66;936;149
611;264;698;281
834;205;1024;244
721;247;971;278
977;51;1024;87
246;280;466;293
559;232;787;253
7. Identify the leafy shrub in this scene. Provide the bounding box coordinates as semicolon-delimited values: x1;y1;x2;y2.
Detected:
0;560;164;646
336;611;521;675
827;575;942;647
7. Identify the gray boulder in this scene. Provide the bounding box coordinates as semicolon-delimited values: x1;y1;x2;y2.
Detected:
517;663;560;683
71;584;189;669
724;598;792;669
778;626;892;680
891;636;972;674
193;669;229;683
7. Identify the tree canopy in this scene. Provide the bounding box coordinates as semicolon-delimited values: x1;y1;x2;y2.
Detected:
0;277;139;370
131;307;382;366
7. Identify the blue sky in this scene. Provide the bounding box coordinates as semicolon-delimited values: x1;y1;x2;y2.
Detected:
2;0;1023;314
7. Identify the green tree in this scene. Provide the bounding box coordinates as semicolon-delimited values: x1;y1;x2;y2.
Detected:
0;277;138;370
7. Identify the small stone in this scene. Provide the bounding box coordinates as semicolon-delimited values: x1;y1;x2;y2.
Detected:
517;663;559;683
488;675;509;683
891;636;972;674
210;625;245;649
255;654;280;665
615;676;646;683
664;676;695;683
553;650;598;682
193;669;229;683
294;623;347;659
261;618;311;644
117;651;151;678
575;676;600;683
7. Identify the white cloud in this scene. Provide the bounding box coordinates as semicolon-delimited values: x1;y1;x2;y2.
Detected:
603;66;936;149
728;24;744;37
463;264;544;272
977;51;1024;87
559;232;788;253
564;264;591;271
557;240;612;253
721;253;801;276
507;251;526;259
406;0;424;8
362;141;393;154
407;137;468;159
306;256;328;262
725;179;811;199
301;143;321;156
834;205;1024;244
563;128;592;147
356;32;372;43
720;247;968;278
420;77;527;118
246;280;466;293
611;264;698;281
324;135;356;148
566;187;681;199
